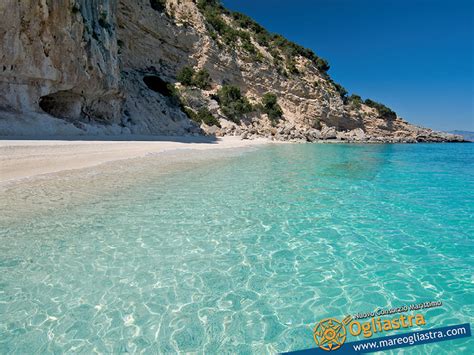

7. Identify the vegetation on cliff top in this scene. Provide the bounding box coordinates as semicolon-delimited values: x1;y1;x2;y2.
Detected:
197;0;329;73
197;1;262;61
193;0;396;119
174;0;397;123
364;99;397;120
348;94;363;109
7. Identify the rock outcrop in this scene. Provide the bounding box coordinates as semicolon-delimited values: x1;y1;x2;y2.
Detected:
0;0;465;142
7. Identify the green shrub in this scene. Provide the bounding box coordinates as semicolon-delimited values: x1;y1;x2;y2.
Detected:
287;59;299;75
166;84;183;106
231;12;254;29
239;31;257;54
184;107;199;122
208;30;218;41
253;52;265;63
241;40;256;54
255;31;271;47
270;34;330;74
160;83;217;127
348;94;362;109
193;69;211;89
272;34;287;48
201;7;241;47
177;67;212;89
198;1;228;36
221;27;239;46
177;66;195;86
333;83;348;99
231;11;271;47
315;58;330;72
261;93;283;121
197;108;221;127
218;85;242;103
276;66;288;78
197;0;223;10
185;107;220;127
205;8;227;33
270;48;283;63
217;85;252;123
364;99;397;120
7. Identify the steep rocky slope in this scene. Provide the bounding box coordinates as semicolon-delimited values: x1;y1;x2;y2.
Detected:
0;0;464;142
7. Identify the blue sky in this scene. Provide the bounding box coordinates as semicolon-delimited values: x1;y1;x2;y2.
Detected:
222;0;473;131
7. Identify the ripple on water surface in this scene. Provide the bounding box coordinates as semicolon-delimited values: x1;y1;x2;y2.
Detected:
0;143;473;354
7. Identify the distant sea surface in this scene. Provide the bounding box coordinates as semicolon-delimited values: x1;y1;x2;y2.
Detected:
1;143;473;354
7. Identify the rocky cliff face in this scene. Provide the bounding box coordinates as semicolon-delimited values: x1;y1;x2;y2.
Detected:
0;0;464;142
0;0;125;135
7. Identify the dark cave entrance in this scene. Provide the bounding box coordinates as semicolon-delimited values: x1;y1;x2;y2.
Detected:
38;91;82;120
143;75;174;97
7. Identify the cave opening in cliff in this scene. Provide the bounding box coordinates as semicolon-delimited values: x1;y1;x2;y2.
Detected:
150;0;165;12
38;91;82;121
143;75;173;97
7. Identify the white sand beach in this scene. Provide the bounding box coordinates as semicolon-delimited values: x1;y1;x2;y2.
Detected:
0;136;270;184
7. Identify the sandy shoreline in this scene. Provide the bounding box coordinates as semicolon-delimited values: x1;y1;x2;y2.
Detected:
0;136;271;184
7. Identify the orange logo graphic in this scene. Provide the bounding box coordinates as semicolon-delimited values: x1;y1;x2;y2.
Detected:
313;316;351;351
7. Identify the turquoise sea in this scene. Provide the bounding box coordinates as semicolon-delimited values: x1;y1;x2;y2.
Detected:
1;143;473;354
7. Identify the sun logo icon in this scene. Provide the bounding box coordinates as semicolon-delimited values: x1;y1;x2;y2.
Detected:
313;316;352;351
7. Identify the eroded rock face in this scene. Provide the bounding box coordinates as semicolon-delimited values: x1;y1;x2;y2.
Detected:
0;0;466;142
0;0;122;131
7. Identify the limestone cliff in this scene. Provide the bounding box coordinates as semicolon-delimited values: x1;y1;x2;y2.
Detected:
0;0;464;142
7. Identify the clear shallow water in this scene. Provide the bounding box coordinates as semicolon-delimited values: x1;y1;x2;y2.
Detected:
0;143;473;354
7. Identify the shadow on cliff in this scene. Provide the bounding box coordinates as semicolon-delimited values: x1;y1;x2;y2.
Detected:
0;134;220;144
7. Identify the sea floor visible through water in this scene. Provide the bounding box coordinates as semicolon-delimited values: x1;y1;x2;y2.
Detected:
0;143;473;354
